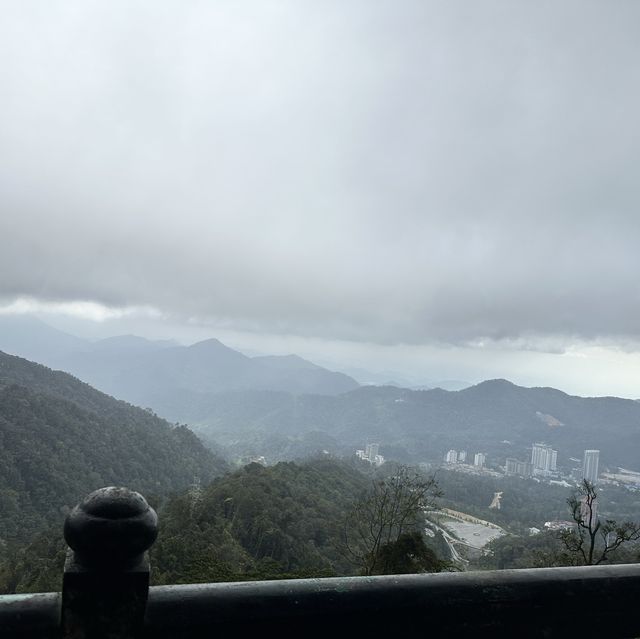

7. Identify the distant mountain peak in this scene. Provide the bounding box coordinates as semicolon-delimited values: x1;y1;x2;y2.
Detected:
469;378;518;390
481;378;516;386
189;338;247;355
0;318;359;404
190;337;225;348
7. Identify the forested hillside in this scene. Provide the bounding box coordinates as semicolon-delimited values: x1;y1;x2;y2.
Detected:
187;381;640;469
2;458;443;592
0;351;228;546
150;458;369;585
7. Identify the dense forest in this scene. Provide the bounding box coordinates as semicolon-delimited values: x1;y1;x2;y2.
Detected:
0;458;450;593
0;351;227;546
2;349;640;596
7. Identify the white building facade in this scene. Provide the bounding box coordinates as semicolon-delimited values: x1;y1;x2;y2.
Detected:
474;453;486;468
531;443;558;477
583;449;600;484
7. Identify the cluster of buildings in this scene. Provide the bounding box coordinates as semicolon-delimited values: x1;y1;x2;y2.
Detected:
505;444;600;484
355;442;385;467
506;442;557;478
444;449;486;469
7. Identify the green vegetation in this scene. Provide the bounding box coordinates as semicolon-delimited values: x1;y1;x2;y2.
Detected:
183;380;640;472
477;479;640;570
0;351;227;549
3;349;640;594
343;465;445;575
150;458;368;585
0;458;451;593
434;468;640;533
435;470;568;533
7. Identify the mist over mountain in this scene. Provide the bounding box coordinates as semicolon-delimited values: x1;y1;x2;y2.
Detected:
187;380;640;470
0;317;359;409
0;316;86;363
0;350;227;545
333;364;472;392
2;316;640;472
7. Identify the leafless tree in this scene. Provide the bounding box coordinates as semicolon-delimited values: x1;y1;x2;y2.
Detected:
560;479;640;565
343;465;442;575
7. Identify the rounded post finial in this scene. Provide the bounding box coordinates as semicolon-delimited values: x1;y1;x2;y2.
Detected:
64;486;158;568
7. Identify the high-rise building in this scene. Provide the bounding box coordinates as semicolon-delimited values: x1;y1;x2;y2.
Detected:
458;450;467;463
583;450;600;484
505;458;533;477
531;442;558;476
445;450;458;464
474;453;486;468
365;443;380;460
356;444;384;466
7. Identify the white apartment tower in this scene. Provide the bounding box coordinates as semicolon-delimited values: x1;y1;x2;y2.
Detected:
474;453;486;468
583;450;600;484
445;450;458;464
365;443;380;460
531;443;558;477
458;450;467;463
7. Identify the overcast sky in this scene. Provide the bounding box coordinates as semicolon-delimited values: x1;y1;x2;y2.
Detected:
1;1;640;396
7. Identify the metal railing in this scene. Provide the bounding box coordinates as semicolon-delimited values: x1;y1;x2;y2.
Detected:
2;487;639;638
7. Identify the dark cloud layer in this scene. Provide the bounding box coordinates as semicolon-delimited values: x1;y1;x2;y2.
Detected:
1;1;640;347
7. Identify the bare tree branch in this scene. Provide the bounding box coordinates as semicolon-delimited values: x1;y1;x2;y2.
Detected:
560;479;640;566
343;465;441;575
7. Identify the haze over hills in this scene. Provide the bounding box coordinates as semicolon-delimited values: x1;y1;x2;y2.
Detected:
0;317;360;408
0;316;87;363
0;350;228;545
2;316;640;472
185;380;640;470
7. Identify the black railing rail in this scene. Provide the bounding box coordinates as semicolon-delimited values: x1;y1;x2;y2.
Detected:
2;487;640;638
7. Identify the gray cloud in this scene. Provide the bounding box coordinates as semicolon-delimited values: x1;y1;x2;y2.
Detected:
1;1;640;347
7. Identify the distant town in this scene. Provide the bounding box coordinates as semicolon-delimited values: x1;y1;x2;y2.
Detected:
352;440;640;494
440;443;640;492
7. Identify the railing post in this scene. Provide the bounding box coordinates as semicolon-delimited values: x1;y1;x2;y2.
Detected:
61;487;158;639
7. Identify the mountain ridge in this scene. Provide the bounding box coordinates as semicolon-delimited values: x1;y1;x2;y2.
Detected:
0;317;360;408
0;350;228;546
187;379;640;470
